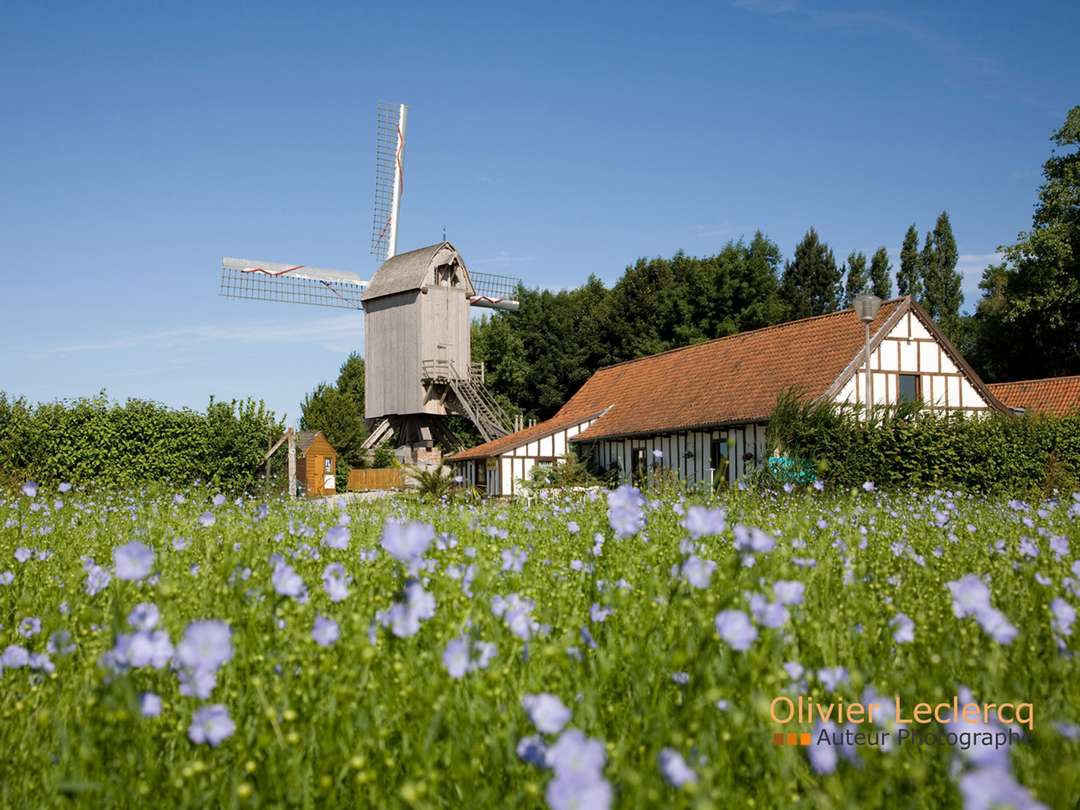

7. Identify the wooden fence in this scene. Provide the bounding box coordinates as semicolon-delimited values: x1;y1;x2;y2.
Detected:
347;468;403;492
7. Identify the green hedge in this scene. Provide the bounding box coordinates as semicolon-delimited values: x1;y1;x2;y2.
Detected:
0;392;284;494
766;390;1080;495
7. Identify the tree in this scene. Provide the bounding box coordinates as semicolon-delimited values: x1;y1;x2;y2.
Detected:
897;225;922;299
843;251;868;306
779;228;842;318
299;354;370;472
989;103;1080;378
335;353;365;419
964;263;1011;380
869;247;893;299
471;239;788;420
922;211;963;335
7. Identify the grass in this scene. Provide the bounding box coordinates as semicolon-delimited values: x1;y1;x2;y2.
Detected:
0;483;1078;809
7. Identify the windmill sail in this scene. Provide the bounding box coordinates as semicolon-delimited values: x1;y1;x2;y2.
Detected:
468;271;522;311
371;102;408;261
219;257;367;310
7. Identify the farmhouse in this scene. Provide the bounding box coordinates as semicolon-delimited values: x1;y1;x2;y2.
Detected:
450;296;1007;496
988;374;1080;416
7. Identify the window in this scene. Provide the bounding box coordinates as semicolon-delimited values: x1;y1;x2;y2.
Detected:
631;447;646;484
710;438;728;471
324;458;332;473
899;374;920;402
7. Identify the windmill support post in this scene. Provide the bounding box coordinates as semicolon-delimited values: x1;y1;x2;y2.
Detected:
287;428;296;499
260;427;297;499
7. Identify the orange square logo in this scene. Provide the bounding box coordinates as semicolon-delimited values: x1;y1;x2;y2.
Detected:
786;732;798;746
800;732;812;746
772;732;785;745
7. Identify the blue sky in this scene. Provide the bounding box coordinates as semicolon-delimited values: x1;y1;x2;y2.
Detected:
2;1;1076;423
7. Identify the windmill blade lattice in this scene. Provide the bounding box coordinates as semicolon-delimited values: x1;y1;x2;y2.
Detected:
219;258;366;310
371;102;407;260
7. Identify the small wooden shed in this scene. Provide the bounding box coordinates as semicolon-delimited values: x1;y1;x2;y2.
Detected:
295;431;338;497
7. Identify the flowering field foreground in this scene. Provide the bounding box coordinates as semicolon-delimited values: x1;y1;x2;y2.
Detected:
1;483;1079;809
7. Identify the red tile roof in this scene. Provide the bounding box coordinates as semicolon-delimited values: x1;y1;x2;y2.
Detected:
452;296;1003;458
569;299;910;442
449;408;608;461
988;375;1080;416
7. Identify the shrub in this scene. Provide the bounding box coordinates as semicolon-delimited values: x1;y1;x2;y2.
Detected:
0;392;282;495
766;389;1080;494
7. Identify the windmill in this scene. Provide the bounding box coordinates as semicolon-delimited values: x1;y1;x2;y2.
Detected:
218;102;520;464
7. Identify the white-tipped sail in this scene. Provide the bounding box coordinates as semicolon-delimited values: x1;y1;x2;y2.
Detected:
219;257;367;310
371;102;408;261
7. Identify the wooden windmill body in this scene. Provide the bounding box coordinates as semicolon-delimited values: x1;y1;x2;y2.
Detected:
218;103;517;463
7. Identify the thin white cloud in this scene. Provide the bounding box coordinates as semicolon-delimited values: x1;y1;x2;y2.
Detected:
47;313;362;355
957;252;1003;278
731;1;999;78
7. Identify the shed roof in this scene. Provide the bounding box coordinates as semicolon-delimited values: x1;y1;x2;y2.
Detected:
988;375;1080;415
296;430;336;455
361;241;475;302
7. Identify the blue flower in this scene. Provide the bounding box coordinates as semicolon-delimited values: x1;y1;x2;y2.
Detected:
516;735;548;768
522;693;571;734
818;666;849;691
681;505;726;539
1051;597;1075;640
773;580;805;606
113;541;154;581
271;562;306;599
188;705;235;747
84;560;111;596
2;645;29;668
658;748;697;787
128;603;160;631
714;610;757;651
376;582;436;638
544;729;611;810
442;637;471;678
380;519;435;565
324;525;350;550
891;613;915;644
502;547;527;573
312;615;340;647
322;563;351;603
176;620;232;674
733;524;775;553
606;486;645;539
807;720;838;774
140;692;162;718
680;555;716;589
21;481;38;498
17;617;41;638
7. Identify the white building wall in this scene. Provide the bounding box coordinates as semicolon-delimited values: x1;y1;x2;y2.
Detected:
835;309;992;411
586;423;766;488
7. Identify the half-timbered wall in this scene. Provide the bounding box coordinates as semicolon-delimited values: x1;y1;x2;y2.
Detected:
834;308;992;411
455;417;600;497
580;423;768;488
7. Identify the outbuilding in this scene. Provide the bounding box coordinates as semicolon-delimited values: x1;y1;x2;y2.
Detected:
450;296;1007;495
295;431;338;497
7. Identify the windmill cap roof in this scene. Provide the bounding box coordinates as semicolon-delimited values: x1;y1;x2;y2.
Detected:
361;241;475;302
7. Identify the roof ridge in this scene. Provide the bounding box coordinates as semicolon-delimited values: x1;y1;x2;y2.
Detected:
592;296;908;374
989;374;1080;386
